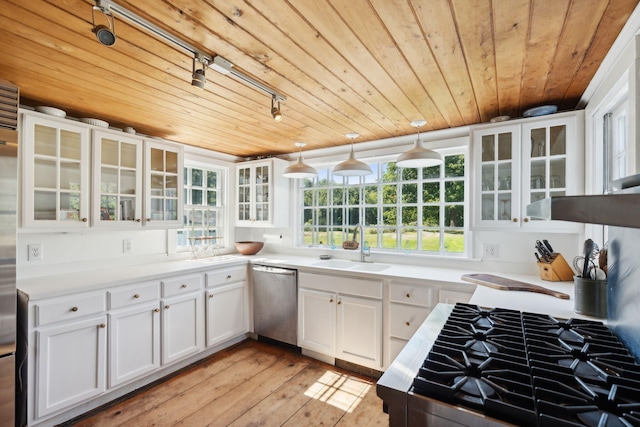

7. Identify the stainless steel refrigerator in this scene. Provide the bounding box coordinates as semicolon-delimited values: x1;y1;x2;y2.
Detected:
0;82;19;426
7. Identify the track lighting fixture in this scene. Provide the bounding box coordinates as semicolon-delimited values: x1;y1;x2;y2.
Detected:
271;96;282;122
396;120;443;168
333;133;373;176
283;142;317;179
191;53;210;89
92;0;117;47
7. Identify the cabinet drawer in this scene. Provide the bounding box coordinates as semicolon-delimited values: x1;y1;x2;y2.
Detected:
299;272;382;299
35;292;106;326
390;282;433;307
206;266;247;288
390;303;430;340
108;282;160;309
162;274;202;297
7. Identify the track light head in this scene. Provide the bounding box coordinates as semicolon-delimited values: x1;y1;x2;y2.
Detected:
271;97;282;121
191;53;210;89
92;2;116;46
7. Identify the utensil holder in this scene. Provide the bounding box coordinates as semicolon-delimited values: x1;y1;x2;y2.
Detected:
574;276;607;318
537;253;574;281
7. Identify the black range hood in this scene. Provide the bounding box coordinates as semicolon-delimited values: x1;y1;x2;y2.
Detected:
526;174;640;229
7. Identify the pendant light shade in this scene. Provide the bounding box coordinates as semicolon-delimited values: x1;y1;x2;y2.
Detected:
283;142;317;178
396;120;443;168
333;133;372;176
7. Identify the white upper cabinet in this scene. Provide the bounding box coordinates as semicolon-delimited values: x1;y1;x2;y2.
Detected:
143;140;184;227
92;130;143;228
21;112;91;229
235;158;290;227
472;111;584;231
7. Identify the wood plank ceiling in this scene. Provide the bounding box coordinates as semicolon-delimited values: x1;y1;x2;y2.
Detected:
0;0;638;158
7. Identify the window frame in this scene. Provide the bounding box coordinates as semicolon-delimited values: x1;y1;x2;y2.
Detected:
176;162;227;254
295;146;469;257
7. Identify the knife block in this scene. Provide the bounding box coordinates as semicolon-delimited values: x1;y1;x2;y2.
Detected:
537;253;574;281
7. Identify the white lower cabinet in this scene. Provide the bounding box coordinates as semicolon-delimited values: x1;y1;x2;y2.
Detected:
205;282;247;346
108;302;160;387
298;288;336;355
35;315;107;419
298;272;383;369
336;294;382;367
161;291;204;365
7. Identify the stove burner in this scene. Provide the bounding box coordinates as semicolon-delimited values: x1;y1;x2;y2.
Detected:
410;304;640;427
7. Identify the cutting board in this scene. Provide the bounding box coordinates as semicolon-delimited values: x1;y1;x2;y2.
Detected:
461;273;570;300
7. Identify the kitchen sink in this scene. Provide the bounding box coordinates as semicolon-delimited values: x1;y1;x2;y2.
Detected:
311;260;390;272
350;263;391;272
312;260;356;269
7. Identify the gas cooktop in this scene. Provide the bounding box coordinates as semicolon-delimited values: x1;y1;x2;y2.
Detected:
410;303;640;427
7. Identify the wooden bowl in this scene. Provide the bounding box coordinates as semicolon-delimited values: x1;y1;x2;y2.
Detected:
234;241;264;255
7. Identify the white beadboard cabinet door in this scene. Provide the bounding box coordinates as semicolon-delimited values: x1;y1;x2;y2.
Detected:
108;301;160;387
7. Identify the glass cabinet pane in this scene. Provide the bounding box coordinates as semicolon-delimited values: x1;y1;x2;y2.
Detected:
497;194;511;221
497;163;512;190
481;164;494;191
166;151;178;174
497;133;512;160
550;158;566;188
100;195;117;220
120;170;136;194
34;159;56;188
60;130;81;160
150;174;163;196
150;148;163;171
530;159;546;190
550;125;566;156
60;162;81;191
60;193;80;221
150;198;163;220
101;167;118;193
34;125;56;156
165;175;177;197
120;197;135;220
481;194;494;220
101;139;119;166
530;128;546;158
121;142;136;168
482;135;495;161
34;191;56;220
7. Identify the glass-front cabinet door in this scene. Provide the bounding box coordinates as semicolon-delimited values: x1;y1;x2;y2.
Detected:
92;130;143;227
235;161;272;226
474;124;521;228
21;113;90;229
522;117;570;223
144;140;183;227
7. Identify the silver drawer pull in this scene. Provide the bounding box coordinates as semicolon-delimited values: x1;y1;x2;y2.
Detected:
134;294;140;299
71;306;78;312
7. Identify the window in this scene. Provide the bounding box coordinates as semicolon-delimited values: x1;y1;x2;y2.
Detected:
177;165;224;255
298;152;466;256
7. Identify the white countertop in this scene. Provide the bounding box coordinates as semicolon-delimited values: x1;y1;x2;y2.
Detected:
18;253;600;320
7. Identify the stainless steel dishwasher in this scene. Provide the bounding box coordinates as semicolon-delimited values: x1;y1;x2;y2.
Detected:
252;264;298;346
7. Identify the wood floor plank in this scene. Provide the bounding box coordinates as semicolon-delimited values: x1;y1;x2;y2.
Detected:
177;351;310;425
71;343;262;427
127;349;282;425
68;339;389;427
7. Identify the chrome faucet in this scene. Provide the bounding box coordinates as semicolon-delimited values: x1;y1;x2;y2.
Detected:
353;223;371;262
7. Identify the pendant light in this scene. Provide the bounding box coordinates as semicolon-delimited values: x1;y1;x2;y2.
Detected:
333;133;372;176
283;142;317;178
396;120;442;168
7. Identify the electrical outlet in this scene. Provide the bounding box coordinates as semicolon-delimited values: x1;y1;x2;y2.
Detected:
483;243;499;259
123;239;132;254
28;243;43;261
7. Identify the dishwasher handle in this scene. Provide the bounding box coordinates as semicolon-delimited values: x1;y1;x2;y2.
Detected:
252;265;297;276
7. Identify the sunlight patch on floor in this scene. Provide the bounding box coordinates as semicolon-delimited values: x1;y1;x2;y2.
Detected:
304;370;372;412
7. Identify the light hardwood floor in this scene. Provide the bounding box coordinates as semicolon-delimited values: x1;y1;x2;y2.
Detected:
66;340;390;427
